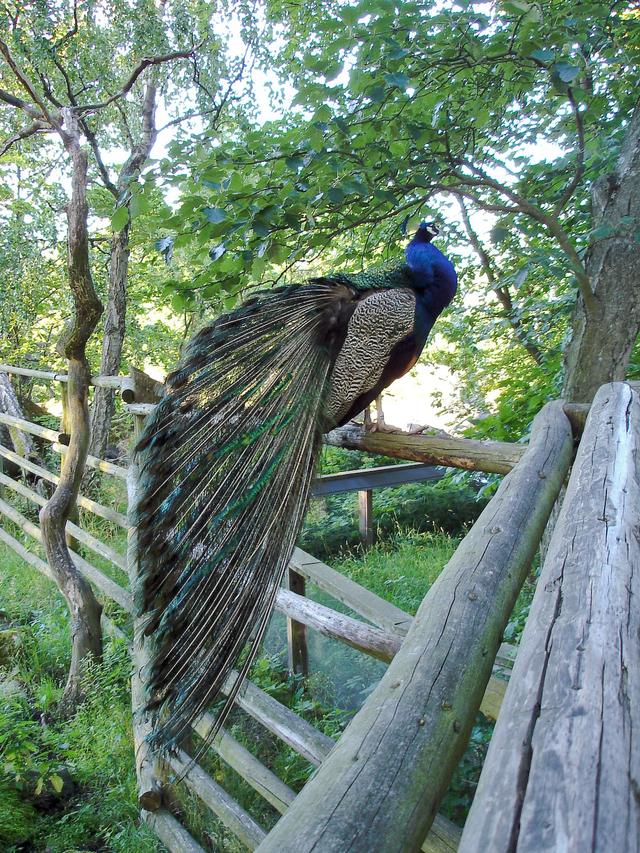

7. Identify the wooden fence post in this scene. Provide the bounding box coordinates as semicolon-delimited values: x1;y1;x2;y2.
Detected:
286;568;309;677
460;382;640;852
127;413;164;811
358;489;374;549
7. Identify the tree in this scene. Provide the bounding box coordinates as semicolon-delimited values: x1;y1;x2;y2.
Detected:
159;0;640;412
0;2;205;707
1;0;250;459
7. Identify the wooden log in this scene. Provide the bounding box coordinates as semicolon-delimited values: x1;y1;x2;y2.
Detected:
257;401;573;853
0;364;69;382
143;810;206;853
127;413;165;811
290;548;413;636
325;422;525;474
0;364;143;400
286;568;309;677
358;488;374;549
276;587;401;663
0;444;128;527
169;750;266;850
461;383;640;853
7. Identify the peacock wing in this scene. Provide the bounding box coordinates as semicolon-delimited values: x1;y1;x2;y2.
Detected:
133;281;352;753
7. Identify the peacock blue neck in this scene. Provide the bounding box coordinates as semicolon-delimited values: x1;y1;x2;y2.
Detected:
405;233;457;316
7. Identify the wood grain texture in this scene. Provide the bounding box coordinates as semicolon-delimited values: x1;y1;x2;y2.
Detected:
325;422;524;474
461;382;640;853
257;401;573;853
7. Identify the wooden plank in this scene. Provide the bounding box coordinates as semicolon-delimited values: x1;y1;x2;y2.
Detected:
195;714;295;815
0;413;128;480
0;527;130;659
170;750;266;850
286;568;308;677
0;444;128;527
0;498;132;612
290;548;413;636
0;413;128;479
325;422;525;474
0;471;127;572
143;810;206;853
461;383;640;853
312;462;441;496
276;587;401;663
257;401;573;853
222;670;335;767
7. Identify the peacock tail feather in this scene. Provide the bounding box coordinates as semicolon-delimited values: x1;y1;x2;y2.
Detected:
133;223;457;760
133;280;355;754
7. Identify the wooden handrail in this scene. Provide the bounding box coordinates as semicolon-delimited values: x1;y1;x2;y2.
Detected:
258;400;574;853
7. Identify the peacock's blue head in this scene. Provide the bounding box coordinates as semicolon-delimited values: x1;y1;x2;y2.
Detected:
405;221;458;310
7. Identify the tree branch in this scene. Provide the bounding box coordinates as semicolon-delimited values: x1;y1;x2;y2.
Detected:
0;119;49;156
554;88;586;214
0;38;59;126
455;194;543;365
74;42;204;114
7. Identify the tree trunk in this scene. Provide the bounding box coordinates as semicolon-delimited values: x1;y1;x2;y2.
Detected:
562;105;640;403
89;222;129;461
0;372;35;460
39;110;104;713
88;83;158;460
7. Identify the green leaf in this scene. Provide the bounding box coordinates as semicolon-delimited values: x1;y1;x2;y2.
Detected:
327;186;346;204
554;62;580;83
384;72;410;90
203;207;227;223
490;225;510;244
111;205;129;232
529;48;553;62
50;774;64;794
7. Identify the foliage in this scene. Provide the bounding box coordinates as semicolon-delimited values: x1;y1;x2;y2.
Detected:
301;471;486;561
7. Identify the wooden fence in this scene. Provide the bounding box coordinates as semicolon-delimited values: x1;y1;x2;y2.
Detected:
0;363;636;852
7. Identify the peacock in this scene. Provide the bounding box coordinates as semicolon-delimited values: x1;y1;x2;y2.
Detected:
133;222;457;754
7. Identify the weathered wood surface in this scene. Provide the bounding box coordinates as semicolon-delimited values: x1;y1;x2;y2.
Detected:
143;810;206;853
0;411;128;479
286;568;309;676
325;422;525;474
195;713;295;815
127;413;164;811
170;750;267;850
0;363;140;396
0;471;127;572
258;401;573;853
358;488;374;548
276;587;402;663
222;669;334;766
0;497;131;611
0;444;128;526
290;547;413;635
461;383;640;853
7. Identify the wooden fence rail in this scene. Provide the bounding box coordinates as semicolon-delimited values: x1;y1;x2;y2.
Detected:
10;365;628;853
258;401;574;853
460;382;640;852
